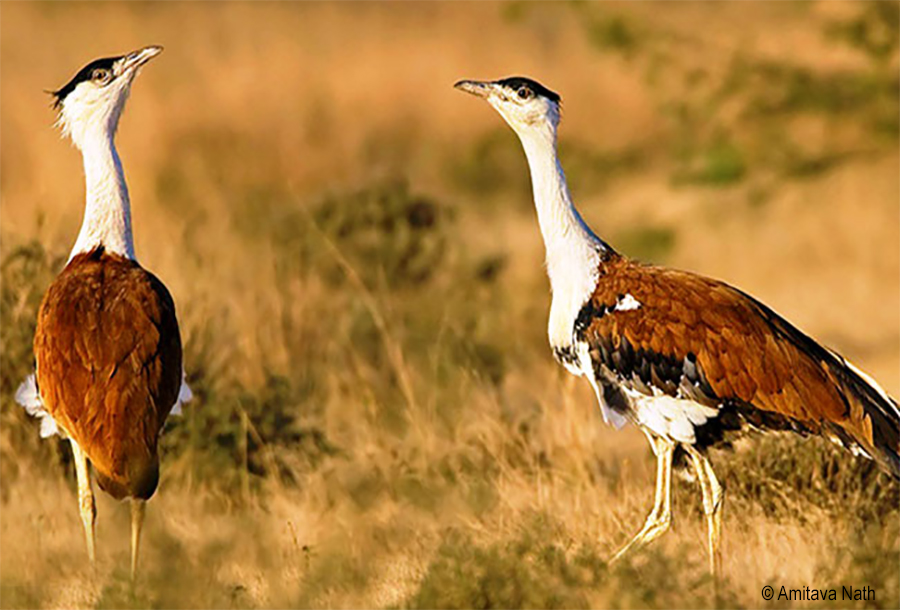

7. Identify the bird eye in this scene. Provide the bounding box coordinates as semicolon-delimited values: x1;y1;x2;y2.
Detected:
91;68;111;84
516;86;532;100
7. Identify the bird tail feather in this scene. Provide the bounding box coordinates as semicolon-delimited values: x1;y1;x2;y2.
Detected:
826;351;900;479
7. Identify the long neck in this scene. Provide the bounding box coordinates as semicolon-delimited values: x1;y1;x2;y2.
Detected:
518;127;608;296
69;130;135;261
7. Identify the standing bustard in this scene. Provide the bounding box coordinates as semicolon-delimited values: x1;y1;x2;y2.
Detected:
16;46;191;581
455;77;899;575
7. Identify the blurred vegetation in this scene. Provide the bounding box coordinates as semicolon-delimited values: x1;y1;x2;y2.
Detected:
507;1;900;191
407;517;736;609
307;180;451;289
0;241;69;493
718;435;898;526
447;129;647;207
693;6;895;185
447;130;532;203
825;2;900;65
613;226;677;263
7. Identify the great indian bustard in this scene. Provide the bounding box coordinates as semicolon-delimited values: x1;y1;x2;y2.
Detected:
455;76;899;576
16;46;191;581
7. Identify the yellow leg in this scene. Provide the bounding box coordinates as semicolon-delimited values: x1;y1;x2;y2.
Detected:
70;440;96;564
610;434;676;564
131;499;146;583
684;445;724;578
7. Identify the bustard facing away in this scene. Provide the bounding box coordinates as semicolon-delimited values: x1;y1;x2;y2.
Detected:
16;46;191;581
455;77;900;576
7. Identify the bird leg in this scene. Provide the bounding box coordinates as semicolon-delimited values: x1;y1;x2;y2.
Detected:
609;434;675;564
70;439;96;564
684;445;724;578
130;499;146;583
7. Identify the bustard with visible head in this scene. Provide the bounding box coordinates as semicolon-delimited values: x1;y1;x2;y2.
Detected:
455;77;900;576
16;46;191;581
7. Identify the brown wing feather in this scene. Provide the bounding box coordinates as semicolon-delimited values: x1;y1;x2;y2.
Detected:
34;247;182;499
582;257;899;475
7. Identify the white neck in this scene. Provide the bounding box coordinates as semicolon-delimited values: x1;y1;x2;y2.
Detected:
69;129;135;261
517;125;608;349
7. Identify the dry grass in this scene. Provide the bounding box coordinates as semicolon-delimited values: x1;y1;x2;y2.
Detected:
1;2;898;609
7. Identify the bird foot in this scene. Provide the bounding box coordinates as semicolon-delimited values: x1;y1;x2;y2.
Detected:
608;514;672;566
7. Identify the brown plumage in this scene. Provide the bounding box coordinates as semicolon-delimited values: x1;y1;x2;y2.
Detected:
34;246;183;500
578;252;900;477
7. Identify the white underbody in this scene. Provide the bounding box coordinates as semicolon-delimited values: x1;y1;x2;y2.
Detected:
625;389;719;444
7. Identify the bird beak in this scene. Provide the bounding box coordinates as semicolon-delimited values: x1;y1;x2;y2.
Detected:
118;45;164;76
454;80;493;99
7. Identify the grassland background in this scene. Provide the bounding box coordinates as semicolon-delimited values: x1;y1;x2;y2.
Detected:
1;2;898;608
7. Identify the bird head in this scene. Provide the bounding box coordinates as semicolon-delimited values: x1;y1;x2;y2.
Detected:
454;76;562;138
51;45;163;148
